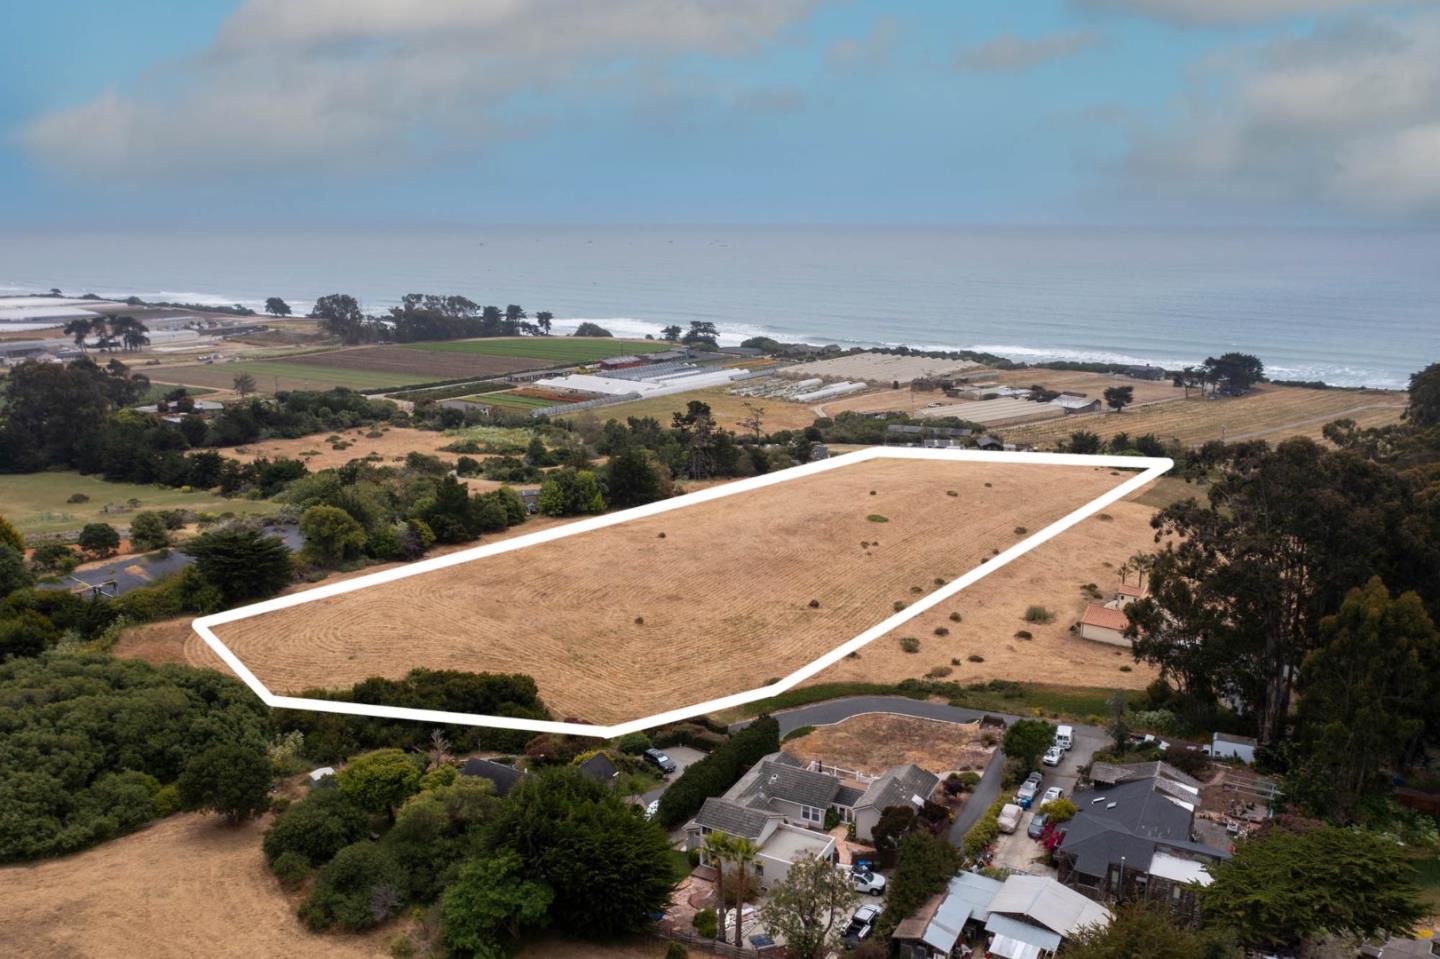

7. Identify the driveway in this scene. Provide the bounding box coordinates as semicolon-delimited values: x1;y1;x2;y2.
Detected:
988;731;1102;874
639;745;708;805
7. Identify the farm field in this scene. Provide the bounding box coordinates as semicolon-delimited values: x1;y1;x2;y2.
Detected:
405;336;671;363
465;390;565;411
784;714;994;777
158;358;428;392
216;426;467;472
207;456;1136;725
0;813;390;959
561;385;819;431
0;471;280;538
992;368;1185;405
1000;384;1406;448
804;484;1168;695
283;345;553;380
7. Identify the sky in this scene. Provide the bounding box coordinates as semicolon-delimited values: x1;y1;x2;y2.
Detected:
3;0;1440;227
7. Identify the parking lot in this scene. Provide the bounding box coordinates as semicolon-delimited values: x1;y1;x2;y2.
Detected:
991;726;1103;875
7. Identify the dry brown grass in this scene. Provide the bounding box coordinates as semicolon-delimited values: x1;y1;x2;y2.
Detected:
991;369;1186;406
217;426;465;472
207;458;1129;724
807;490;1164;694
784;714;995;776
0;813;389;959
1001;384;1405;448
563;385;818;433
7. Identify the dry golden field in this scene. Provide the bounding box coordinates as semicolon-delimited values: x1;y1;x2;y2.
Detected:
1001;384;1405;448
207;457;1132;724
217;426;466;471
783;714;995;776
991;369;1186;406
562;385;822;433
0;814;390;959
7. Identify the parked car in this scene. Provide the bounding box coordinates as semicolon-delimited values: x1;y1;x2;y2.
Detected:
846;865;887;895
1027;811;1051;839
1039;786;1064;808
997;803;1023;834
1054;724;1074;750
841;904;881;946
1015;771;1044;808
1043;745;1064;767
642;748;677;774
643;799;660;821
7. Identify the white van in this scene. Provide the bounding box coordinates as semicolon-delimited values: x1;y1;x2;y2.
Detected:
1054;725;1073;751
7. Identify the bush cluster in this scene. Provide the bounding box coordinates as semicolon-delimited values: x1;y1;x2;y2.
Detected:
655;716;780;828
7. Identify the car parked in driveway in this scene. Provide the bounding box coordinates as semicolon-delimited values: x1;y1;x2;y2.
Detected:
1039;785;1064;808
1043;745;1064;766
845;864;887;895
841;904;881;946
642;748;677;774
1027;811;1051;839
1015;771;1043;808
997;803;1023;834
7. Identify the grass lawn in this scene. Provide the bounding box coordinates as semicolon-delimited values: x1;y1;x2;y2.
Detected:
160;359;428;392
0;471;281;538
465;391;565;410
614;769;665;797
405;337;670;363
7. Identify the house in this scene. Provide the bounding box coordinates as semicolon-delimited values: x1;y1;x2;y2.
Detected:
577;752;620;787
809;444;831;461
1127;365;1168;381
1208;732;1258;764
307;766;336;789
687;796;837;887
1050;395;1102;414
1087;760;1202;791
1114;583;1146;605
458;757;523;797
598;355;645;370
975;435;1004;451
683;752;939;850
1054;771;1228;921
892;873;1110;959
1079;603;1131;647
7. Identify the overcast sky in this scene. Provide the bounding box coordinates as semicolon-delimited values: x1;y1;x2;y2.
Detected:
4;0;1440;226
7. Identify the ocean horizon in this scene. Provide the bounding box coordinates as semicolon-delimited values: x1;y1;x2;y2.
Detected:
3;225;1436;389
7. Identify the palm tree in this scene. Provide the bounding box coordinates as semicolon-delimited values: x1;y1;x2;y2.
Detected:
63;318;92;352
728;836;759;947
702;832;733;941
1127;552;1155;591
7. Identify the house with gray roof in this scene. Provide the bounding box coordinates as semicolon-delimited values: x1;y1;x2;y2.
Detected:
852;764;942;843
1054;772;1228;921
458;758;523;797
892;873;1110;959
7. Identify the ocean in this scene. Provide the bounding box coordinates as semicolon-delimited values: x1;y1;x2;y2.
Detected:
2;226;1436;388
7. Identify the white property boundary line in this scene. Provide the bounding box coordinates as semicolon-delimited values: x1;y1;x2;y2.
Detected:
193;448;1172;739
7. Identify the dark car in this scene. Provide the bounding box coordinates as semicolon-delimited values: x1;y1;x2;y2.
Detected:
841;904;881;946
1027;811;1050;840
643;748;677;774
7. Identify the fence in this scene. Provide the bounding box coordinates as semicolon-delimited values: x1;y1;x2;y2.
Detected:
804;760;878;785
659;929;773;957
528;391;643;418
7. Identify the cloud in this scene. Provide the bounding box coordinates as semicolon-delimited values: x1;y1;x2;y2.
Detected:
1072;0;1411;27
17;0;818;178
827;16;899;69
1121;14;1440;217
954;29;1103;73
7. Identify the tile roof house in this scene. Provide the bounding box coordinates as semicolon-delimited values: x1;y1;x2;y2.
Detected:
1054;772;1228;921
1079;602;1132;647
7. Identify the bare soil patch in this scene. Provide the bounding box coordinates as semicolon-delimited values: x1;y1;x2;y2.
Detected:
784;713;996;776
284;345;551;379
208;458;1129;724
0;813;388;959
564;385;819;433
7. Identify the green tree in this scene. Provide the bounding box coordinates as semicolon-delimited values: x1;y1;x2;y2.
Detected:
1065;903;1232;959
176;742;272;825
442;852;554;955
1200;352;1265;395
1067;430;1102;454
534;311;553;334
127;511;170;552
681;321;719;346
1288;578;1439;819
0;515;24;554
1002;718;1055;771
877;833;961;939
312;293;371;344
338;748;422;820
77;522;120;558
757;852;859;959
1407;362;1440;427
299;505;367;566
264;297;292;317
0;608;60;659
1103;385;1134;412
571;322;612;337
536;469;605;516
181;528;293;605
660;325;682;341
603;446;672;509
1202;823;1424;948
727;836;759;946
702;832;734;941
27;542;76;575
263;790;370;866
232;372;257;396
300;841;406;930
485;767;675;936
0;544;33;599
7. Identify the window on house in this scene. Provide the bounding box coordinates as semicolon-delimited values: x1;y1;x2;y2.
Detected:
801;805;821;822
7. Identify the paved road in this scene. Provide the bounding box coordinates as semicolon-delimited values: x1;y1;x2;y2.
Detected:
732;695;1108;850
42;525;304;597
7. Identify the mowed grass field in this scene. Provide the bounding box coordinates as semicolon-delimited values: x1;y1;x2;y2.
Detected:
0;471;280;538
1001;384;1406;448
561;385;820;431
209;457;1133;724
405;336;671;362
159;358;427;392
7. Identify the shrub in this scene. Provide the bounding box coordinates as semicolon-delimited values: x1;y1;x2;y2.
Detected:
927;666;952;678
153;784;182;817
666;942;688;959
1013;526;1027;535
1120;665;1132;672
808;599;820;608
614;731;653;755
77;522;121;558
866;514;889;523
300;841;406;931
693;908;717;939
272;850;312;889
128;512;171;552
1023;606;1054;624
968;654;984;663
893;601;906;612
910;585;922;594
1039;798;1077;823
1014;630;1032;640
949;612;962;623
951;657;961;666
263;790;369;866
899;637;921;654
933;627;949;637
656;716;779;828
946;490;958;497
